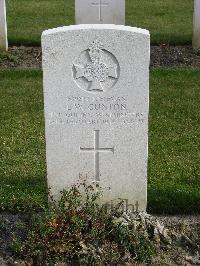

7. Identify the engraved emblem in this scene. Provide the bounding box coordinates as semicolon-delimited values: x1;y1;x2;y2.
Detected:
73;40;120;93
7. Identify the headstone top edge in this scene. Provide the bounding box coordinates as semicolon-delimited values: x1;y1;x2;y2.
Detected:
42;24;150;38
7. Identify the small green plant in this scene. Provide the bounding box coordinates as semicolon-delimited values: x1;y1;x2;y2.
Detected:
13;182;154;265
0;52;18;63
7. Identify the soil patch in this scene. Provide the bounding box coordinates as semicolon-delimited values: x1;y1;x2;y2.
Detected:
151;45;200;68
0;213;199;265
0;46;200;69
153;215;200;265
0;47;41;69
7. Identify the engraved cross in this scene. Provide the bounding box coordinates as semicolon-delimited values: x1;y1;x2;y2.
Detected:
80;130;114;182
92;0;109;22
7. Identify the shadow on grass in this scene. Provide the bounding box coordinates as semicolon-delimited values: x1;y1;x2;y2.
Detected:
150;33;192;46
148;184;200;214
8;39;41;47
8;33;193;47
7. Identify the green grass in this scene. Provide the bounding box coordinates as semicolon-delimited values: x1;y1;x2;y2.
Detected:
0;69;199;213
7;0;75;46
6;0;193;46
148;69;200;214
127;0;193;45
0;70;47;212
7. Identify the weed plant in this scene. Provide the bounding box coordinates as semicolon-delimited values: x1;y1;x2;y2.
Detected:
13;182;154;265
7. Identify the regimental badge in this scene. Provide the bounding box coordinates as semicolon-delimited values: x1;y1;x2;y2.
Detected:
73;40;120;93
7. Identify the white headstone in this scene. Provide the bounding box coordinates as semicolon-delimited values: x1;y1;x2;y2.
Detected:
0;0;8;51
193;0;200;49
75;0;125;25
42;25;150;211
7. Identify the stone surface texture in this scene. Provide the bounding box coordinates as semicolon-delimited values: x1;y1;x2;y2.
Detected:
193;0;200;49
75;0;125;25
42;24;150;211
0;0;8;51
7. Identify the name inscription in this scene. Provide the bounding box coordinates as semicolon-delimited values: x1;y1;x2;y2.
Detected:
48;95;145;126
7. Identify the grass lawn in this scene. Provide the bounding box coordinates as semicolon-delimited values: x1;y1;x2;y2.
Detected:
149;69;200;214
0;70;47;211
0;69;199;214
6;0;193;46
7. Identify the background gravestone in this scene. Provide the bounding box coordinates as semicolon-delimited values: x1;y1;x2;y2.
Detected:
193;0;200;49
42;24;150;211
75;0;125;25
0;0;8;51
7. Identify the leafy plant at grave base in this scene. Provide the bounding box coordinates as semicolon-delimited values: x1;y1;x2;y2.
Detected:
12;182;155;265
0;51;18;63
